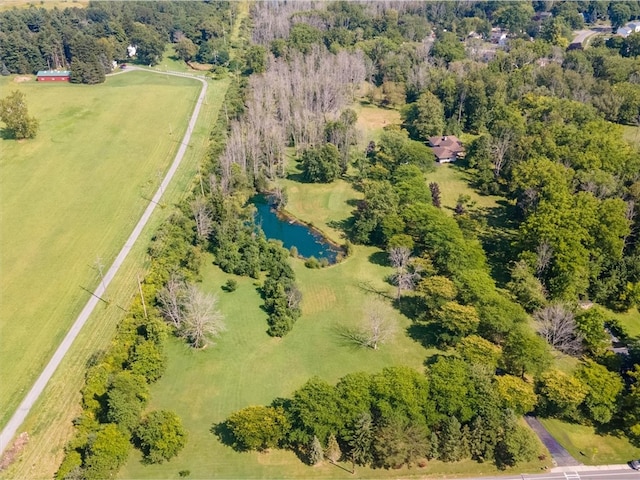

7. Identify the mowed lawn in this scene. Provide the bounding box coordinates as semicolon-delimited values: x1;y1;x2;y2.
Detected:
540;418;640;465
0;71;202;428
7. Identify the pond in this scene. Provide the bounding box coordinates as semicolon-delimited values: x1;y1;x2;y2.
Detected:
252;195;343;264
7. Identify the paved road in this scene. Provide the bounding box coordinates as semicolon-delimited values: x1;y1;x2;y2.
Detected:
525;416;582;467
572;27;612;46
0;68;208;456
462;468;637;480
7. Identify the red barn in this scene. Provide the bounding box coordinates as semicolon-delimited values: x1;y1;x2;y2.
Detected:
36;70;70;82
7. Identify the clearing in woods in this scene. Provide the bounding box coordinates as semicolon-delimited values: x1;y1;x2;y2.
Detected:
0;71;200;429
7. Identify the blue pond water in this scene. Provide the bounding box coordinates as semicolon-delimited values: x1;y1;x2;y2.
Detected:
253;195;342;264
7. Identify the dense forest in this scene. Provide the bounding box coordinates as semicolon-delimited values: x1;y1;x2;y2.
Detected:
3;0;638;477
0;1;235;82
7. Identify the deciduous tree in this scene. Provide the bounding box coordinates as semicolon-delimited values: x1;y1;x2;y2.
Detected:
0;90;39;139
179;284;225;348
136;410;188;464
226;405;290;451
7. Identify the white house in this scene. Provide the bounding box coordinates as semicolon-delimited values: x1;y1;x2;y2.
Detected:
628;22;640;32
617;26;632;37
127;44;137;57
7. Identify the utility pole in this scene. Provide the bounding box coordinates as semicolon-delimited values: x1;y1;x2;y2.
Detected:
95;256;106;295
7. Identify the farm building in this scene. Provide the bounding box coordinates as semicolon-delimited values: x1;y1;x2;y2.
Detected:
36;70;70;82
428;135;465;163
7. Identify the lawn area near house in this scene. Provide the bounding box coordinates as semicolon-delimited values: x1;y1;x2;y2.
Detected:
0;71;202;430
425;163;502;213
0;70;230;478
539;418;640;465
608;307;640;338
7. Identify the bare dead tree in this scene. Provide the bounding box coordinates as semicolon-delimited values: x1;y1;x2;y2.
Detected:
180;284;226;349
157;273;186;329
362;300;396;350
191;197;214;240
388;247;422;298
286;284;302;310
534;303;583;356
535;241;553;277
491;131;512;180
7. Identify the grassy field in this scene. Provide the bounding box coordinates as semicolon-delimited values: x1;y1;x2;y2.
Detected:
0;0;87;11
425;163;501;213
605;306;640;338
540;418;640;465
354;102;401;143
0;71;231;478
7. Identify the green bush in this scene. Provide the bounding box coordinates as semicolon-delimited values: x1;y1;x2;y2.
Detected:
224;279;238;292
305;256;321;269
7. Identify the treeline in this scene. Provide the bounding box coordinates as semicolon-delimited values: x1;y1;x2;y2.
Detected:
0;1;233;82
221;363;542;470
55;209;201;479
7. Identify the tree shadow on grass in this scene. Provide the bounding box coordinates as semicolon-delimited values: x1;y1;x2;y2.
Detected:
393;295;422;321
0;128;16;140
368;250;388;267
286;171;309;183
357;280;393;300
406;323;440;349
211;421;241;451
479;199;520;287
331;323;368;351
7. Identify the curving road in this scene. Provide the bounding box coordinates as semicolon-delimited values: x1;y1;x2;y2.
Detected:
0;67;208;456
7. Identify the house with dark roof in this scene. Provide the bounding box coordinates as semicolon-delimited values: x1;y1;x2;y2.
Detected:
428;135;465;163
36;70;70;82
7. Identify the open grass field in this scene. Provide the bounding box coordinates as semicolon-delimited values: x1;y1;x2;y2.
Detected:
605;306;640;338
0;71;200;429
425;163;501;214
0;71;231;478
0;0;87;11
354;102;401;143
539;418;640;465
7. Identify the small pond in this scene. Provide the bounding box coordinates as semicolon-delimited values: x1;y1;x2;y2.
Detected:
252;194;342;264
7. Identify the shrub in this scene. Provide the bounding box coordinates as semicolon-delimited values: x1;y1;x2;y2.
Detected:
224;279;238;292
305;256;321;269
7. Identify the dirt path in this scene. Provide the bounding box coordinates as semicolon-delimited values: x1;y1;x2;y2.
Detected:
0;69;207;456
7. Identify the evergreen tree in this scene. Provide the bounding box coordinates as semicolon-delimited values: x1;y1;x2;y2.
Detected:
348;412;374;467
429;182;442;208
325;433;342;463
439;416;464;462
309;435;323;465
